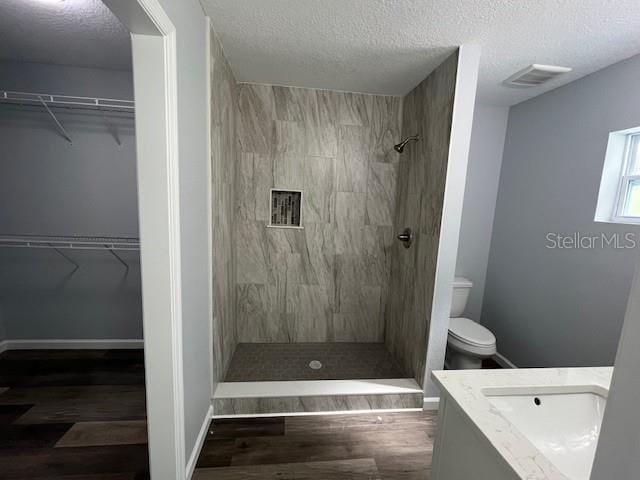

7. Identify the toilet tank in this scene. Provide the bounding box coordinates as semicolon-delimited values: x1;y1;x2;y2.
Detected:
451;277;473;317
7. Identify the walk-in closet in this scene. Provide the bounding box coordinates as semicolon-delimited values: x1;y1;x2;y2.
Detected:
0;1;149;477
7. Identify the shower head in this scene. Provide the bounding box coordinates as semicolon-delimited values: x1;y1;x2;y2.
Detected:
394;135;420;153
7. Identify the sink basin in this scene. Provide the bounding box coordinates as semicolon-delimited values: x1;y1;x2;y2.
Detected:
484;386;607;480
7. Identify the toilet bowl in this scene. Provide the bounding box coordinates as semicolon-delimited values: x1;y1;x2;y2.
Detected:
447;277;496;369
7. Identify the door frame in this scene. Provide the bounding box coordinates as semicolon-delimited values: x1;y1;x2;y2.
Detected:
101;1;185;478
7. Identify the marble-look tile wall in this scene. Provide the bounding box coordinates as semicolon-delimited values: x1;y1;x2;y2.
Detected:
236;84;402;343
210;27;239;380
384;51;460;385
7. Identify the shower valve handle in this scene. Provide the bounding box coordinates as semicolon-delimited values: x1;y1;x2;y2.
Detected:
397;228;413;248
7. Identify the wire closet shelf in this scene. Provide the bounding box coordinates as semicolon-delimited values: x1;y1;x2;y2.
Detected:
0;234;140;251
0;235;140;270
0;89;135;146
0;90;135;112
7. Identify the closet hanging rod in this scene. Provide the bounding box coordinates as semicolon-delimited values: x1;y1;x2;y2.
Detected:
0;102;134;116
0;90;135;112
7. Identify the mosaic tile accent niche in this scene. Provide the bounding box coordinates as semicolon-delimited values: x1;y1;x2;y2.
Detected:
270;189;302;227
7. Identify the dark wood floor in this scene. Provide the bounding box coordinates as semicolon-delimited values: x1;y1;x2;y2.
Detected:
193;411;436;479
0;349;149;479
1;349;436;479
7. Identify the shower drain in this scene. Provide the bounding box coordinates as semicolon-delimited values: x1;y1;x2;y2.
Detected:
309;360;322;370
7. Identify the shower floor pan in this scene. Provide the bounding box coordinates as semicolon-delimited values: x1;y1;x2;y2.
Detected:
225;343;406;381
213;343;423;416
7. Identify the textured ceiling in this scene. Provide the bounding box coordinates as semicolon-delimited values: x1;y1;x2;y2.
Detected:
201;0;640;105
0;0;131;71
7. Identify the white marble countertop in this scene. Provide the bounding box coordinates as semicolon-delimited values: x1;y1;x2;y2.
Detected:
432;367;613;480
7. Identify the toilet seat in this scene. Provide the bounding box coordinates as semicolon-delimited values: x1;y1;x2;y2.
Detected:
448;317;496;357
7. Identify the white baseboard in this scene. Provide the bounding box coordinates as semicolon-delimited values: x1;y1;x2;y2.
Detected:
423;396;440;411
0;339;144;351
185;404;213;479
494;352;517;369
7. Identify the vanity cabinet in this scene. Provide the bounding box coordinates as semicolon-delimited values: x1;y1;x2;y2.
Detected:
431;396;519;480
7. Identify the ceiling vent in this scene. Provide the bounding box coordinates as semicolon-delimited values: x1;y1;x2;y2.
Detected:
503;64;572;88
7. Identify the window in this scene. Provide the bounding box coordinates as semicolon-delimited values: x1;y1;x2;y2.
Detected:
595;127;640;225
613;133;640;222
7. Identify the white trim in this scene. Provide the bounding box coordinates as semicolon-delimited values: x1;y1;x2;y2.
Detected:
214;378;423;399
494;352;518;369
265;224;305;230
596;126;640;224
423;396;440;410
212;407;423;419
612;133;640;221
204;17;215;399
104;1;185;478
162;28;186;480
185;404;212;480
610;215;640;225
0;339;143;351
135;0;174;33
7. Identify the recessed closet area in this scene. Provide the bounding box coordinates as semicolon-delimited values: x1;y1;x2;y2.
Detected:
0;62;141;343
0;2;148;476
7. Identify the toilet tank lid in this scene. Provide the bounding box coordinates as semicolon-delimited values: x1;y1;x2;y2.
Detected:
453;277;472;288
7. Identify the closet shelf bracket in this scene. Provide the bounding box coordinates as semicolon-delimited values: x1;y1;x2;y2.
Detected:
38;95;73;145
100;109;122;146
107;247;129;270
51;245;80;271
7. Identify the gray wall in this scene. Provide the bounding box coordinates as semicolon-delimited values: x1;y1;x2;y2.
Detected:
0;60;134;99
210;26;239;381
0;60;142;340
482;54;640;367
455;104;509;320
235;83;402;344
385;50;459;385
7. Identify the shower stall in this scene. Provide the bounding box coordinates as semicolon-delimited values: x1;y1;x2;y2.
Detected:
209;31;477;415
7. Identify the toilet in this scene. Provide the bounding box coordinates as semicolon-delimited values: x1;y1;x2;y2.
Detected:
446;277;497;369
